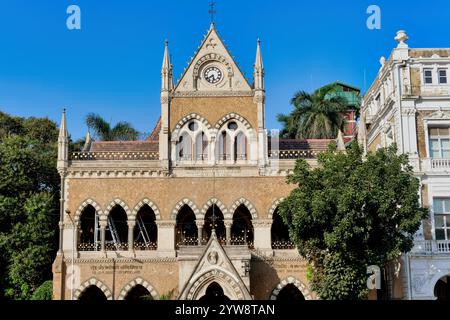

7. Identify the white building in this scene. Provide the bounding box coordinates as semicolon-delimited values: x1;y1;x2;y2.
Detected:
361;30;450;300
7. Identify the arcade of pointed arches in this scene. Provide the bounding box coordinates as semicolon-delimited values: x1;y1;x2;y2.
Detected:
74;197;293;251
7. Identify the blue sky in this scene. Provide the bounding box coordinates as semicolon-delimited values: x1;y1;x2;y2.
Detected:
0;0;449;140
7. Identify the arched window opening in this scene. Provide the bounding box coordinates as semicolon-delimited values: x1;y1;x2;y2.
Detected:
234;132;247;161
78;286;107;301
105;205;128;251
435;275;450;300
199;282;230;302
177;133;192;161
218;131;231;161
176;205;197;248
124;285;153;300
276;284;305;301
204;205;225;244
134;205;157;250
78;205;100;251
271;208;294;249
195;132;208;161
231;204;254;248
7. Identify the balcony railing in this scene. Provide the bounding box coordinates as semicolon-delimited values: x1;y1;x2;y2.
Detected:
271;240;295;250
71;151;159;161
423;158;450;171
412;240;450;254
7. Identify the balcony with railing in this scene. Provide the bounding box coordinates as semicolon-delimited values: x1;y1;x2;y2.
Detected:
422;158;450;172
412;240;450;254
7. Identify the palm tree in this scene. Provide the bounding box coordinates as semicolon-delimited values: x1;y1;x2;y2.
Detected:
277;83;349;139
85;113;139;141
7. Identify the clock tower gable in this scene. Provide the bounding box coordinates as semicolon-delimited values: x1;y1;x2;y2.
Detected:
174;23;252;93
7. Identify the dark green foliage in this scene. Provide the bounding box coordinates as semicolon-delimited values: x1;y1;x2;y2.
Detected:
278;143;428;299
277;83;349;139
31;280;53;300
0;111;60;300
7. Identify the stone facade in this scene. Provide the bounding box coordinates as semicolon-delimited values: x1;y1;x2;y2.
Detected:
53;23;329;301
361;30;450;300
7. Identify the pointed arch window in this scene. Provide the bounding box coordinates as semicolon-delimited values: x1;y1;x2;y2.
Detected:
218;131;231;161
178;132;193;161
234;132;247;161
195;132;208;161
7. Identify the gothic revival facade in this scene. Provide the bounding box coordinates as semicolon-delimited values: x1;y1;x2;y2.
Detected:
52;23;332;300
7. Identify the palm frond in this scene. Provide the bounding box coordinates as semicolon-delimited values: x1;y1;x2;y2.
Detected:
111;122;139;141
85;113;111;141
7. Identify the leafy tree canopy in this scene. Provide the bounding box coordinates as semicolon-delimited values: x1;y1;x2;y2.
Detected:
0;111;60;300
278;142;427;299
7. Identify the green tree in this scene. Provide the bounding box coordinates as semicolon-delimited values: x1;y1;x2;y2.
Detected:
85;113;139;141
31;280;53;300
0;111;60;300
277;83;348;139
278;143;427;299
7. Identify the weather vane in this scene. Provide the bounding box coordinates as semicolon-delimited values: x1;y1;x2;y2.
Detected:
209;1;216;24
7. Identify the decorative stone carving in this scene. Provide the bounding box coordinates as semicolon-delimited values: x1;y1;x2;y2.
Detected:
269;276;313;300
201;198;228;217
207;251;219;265
117;277;159;300
171;198;201;219
74;199;103;222
229;198;258;219
268;198;285;219
214;113;252;132
173;91;253;98
426;108;450;119
395;30;409;48
104;198;132;218
74;278;113;300
131;198;161;220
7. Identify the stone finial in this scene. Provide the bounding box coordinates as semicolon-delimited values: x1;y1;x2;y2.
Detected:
395;30;409;48
379;56;386;67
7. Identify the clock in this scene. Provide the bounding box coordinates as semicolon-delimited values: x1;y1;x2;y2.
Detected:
203;66;222;84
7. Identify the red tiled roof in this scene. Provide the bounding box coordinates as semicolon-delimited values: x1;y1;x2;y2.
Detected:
90;140;159;152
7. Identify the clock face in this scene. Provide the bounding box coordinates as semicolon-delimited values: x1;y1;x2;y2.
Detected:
203;66;222;84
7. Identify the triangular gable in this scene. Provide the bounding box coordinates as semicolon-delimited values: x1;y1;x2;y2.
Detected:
178;230;252;300
174;24;252;93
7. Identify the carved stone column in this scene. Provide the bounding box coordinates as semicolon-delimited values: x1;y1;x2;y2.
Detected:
196;220;204;245
224;219;233;245
127;218;136;251
99;220;108;252
73;223;79;255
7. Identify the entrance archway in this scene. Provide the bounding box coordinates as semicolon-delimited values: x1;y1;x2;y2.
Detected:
434;275;450;300
277;283;305;301
78;285;107;301
199;282;231;303
124;285;152;300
